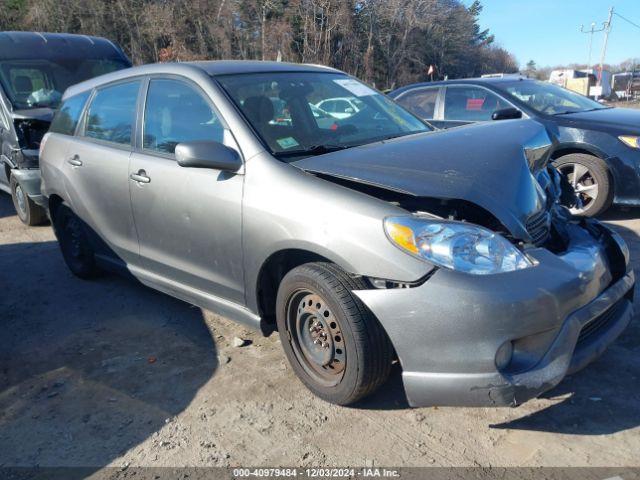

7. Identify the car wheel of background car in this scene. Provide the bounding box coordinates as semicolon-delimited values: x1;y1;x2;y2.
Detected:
52;204;100;279
553;153;613;217
10;175;46;226
276;262;393;405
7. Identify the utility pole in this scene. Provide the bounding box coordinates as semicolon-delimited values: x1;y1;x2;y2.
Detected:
598;6;614;86
580;22;603;68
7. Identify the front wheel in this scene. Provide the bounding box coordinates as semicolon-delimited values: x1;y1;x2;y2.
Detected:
553;153;612;217
276;262;393;405
10;175;46;226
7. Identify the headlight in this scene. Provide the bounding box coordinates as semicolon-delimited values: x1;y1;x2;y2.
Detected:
619;135;640;149
384;216;533;275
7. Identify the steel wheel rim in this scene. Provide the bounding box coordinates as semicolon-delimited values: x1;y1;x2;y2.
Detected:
558;163;599;214
286;290;346;386
14;184;27;217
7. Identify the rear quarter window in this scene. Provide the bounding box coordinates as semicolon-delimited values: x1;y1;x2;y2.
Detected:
49;91;90;135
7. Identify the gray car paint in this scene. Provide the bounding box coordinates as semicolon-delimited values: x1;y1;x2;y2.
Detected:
40;61;634;407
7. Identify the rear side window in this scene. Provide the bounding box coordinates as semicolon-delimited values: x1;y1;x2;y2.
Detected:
396;88;438;119
50;92;90;135
143;78;224;154
85;81;140;145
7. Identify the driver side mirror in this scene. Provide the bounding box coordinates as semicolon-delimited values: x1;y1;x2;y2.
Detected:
176;141;241;172
491;107;522;121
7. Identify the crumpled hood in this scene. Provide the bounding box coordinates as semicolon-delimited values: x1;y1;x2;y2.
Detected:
292;119;554;241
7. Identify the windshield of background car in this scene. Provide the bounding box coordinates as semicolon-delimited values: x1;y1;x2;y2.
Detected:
502;80;607;115
216;72;430;159
0;57;130;110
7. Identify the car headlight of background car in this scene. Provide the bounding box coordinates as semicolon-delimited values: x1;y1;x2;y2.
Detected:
384;216;533;275
619;135;640;149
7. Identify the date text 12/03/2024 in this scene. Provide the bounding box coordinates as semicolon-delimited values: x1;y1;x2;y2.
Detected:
233;468;400;477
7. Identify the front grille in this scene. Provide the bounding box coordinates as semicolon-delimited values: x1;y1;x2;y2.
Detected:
525;209;551;246
577;299;625;344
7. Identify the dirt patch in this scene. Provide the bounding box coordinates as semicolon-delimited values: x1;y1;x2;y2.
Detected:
1;194;639;469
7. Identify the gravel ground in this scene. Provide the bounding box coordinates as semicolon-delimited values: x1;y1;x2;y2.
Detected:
1;193;640;470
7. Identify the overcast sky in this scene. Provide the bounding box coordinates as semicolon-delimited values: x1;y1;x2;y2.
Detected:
463;0;640;67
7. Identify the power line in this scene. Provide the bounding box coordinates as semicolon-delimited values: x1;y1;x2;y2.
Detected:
614;12;640;31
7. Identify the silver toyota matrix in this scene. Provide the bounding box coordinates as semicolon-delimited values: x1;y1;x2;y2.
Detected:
40;61;634;407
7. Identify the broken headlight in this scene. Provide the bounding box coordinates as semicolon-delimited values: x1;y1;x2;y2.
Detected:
384;216;533;275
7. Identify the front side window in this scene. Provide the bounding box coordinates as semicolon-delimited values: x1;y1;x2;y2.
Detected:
444;86;510;122
143;79;224;154
396;87;439;119
501;80;608;115
50;91;90;135
85;81;140;145
216;72;429;159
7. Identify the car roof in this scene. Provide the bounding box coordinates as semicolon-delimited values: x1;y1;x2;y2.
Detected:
0;31;129;63
63;60;343;99
186;60;341;76
390;76;533;97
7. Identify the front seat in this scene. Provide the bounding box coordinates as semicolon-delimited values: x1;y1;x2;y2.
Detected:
243;96;274;127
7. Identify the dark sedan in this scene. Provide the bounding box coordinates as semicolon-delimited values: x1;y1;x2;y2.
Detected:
390;77;640;216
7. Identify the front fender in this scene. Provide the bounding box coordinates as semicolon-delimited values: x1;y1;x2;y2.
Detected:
241;154;433;314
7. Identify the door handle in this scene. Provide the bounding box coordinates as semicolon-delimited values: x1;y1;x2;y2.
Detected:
67;155;83;167
130;169;150;184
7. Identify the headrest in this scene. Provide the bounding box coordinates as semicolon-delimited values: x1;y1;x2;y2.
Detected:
14;75;33;93
243;96;274;125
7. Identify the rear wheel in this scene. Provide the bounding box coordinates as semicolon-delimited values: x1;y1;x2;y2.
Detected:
52;204;100;279
553;153;612;217
10;175;46;226
276;262;393;405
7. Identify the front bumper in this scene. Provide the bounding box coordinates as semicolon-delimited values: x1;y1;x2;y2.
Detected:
11;168;45;207
355;221;634;407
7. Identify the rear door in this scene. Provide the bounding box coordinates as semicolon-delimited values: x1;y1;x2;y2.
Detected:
440;85;511;129
62;79;141;266
129;76;245;304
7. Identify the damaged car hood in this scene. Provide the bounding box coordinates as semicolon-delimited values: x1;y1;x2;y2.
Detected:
292;119;555;242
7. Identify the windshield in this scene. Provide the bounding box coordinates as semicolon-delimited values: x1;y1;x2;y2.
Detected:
0;58;129;110
501;80;608;115
216;72;430;159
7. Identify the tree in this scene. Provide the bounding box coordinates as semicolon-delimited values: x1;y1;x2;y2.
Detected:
3;0;519;89
524;59;537;77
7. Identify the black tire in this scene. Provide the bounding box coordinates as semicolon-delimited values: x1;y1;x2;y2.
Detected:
276;262;393;405
52;203;100;279
10;175;47;226
553;153;613;217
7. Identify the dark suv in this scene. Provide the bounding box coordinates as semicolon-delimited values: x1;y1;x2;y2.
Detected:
390;77;640;217
0;31;130;225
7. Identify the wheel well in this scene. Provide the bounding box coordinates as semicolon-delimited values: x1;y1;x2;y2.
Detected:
551;147;602;161
4;163;10;182
256;249;333;332
48;194;64;225
551;147;614;195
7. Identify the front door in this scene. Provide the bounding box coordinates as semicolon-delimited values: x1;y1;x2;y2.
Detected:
129;77;245;304
440;85;511;129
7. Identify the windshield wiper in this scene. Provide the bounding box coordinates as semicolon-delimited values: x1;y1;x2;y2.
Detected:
553;106;612;116
275;144;351;158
